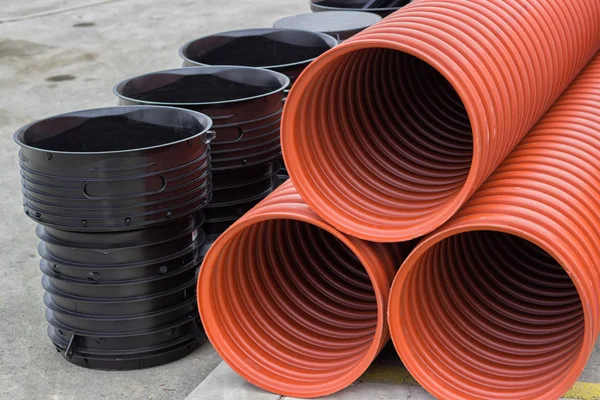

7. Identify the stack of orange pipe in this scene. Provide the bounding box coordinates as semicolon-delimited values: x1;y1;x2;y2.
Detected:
198;0;600;398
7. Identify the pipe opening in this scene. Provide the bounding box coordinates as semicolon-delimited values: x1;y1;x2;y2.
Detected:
204;218;379;394
290;47;473;239
397;231;584;398
18;108;210;153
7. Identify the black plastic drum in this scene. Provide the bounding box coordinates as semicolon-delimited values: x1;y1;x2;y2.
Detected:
178;29;337;87
310;0;412;17
114;67;285;237
14;106;214;370
15;106;214;232
274;11;381;42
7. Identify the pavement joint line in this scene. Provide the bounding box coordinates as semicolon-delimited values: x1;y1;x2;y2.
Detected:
0;0;123;23
361;365;600;400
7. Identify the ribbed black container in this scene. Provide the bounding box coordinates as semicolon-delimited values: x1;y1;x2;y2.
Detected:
179;29;337;87
114;66;288;250
310;0;412;17
15;106;214;370
178;30;336;180
273;11;382;42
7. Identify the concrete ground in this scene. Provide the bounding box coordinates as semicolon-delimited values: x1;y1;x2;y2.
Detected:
1;1;599;400
0;1;306;399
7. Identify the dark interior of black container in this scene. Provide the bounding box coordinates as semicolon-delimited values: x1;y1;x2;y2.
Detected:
21;110;205;152
312;0;410;8
184;31;332;67
119;70;282;103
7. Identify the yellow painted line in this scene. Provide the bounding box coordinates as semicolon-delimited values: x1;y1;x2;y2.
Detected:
565;383;600;400
360;365;600;400
360;365;419;386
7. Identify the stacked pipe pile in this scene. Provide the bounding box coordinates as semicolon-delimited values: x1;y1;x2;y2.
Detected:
114;66;289;256
198;0;600;399
15;106;214;369
388;52;600;400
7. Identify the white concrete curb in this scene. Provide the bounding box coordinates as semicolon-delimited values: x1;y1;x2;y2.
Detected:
185;362;434;400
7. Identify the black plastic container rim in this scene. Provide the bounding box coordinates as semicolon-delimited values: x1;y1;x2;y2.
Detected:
179;28;338;70
14;105;214;155
44;292;197;321
36;214;203;251
113;66;290;107
48;326;199;357
49;327;199;358
42;275;197;304
310;0;409;13
47;311;200;338
38;235;204;269
273;11;382;37
39;253;200;286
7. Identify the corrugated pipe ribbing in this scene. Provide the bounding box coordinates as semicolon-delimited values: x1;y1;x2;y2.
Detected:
281;0;600;242
388;53;600;399
197;180;403;398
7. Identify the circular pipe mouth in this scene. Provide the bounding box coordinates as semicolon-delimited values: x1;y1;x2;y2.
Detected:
14;106;213;154
282;43;474;242
113;66;289;106
389;229;589;399
198;216;387;398
179;28;338;70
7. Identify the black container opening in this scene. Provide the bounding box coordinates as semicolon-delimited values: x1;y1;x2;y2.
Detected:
312;0;411;10
18;107;209;153
116;67;285;104
182;29;334;68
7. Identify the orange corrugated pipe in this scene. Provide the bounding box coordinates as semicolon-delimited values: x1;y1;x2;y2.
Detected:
388;53;600;400
197;180;403;398
281;0;600;242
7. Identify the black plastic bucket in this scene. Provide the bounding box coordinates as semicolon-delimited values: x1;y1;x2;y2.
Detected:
178;29;337;87
114;66;288;171
178;31;334;180
274;11;381;42
114;67;286;237
36;214;204;267
37;214;205;369
310;0;412;17
47;315;203;370
14;106;214;370
15;106;214;232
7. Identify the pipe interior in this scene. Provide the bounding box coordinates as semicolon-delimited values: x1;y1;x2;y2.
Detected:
184;31;333;67
21;109;206;152
298;48;473;230
398;231;584;398
209;219;378;388
117;68;284;103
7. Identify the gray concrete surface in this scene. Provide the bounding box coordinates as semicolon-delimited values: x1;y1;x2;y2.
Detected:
186;361;600;400
1;0;600;399
0;1;307;399
185;362;435;400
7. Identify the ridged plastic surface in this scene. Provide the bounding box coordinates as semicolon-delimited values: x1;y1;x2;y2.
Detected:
388;53;600;399
114;66;289;171
15;106;213;232
197;180;402;398
37;214;206;370
282;0;600;242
